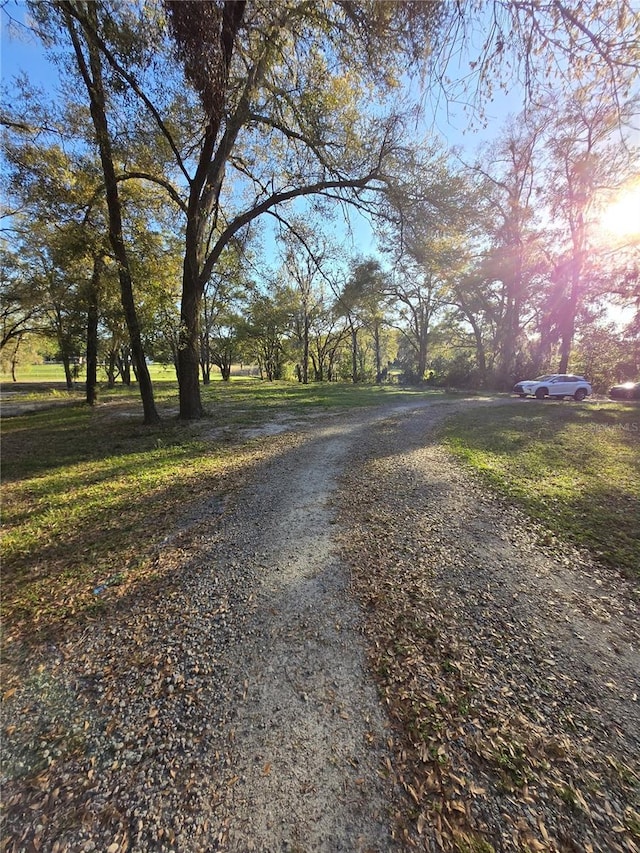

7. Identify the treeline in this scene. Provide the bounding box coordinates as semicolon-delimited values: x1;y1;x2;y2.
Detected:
1;1;638;417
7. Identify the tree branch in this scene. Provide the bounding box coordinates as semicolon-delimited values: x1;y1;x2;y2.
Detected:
57;1;191;186
117;171;188;214
201;171;384;285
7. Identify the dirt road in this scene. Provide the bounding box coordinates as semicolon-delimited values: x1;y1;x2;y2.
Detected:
2;398;638;852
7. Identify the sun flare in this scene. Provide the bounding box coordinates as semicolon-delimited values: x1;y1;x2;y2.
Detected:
599;182;640;240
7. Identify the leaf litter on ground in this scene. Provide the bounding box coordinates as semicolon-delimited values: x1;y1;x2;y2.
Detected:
335;409;639;853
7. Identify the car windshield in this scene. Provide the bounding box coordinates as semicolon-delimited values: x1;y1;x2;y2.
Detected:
535;375;554;381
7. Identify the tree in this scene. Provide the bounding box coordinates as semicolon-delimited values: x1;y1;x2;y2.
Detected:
541;86;639;372
42;0;446;416
389;255;450;383
432;2;640;118
56;0;160;423
277;225;337;385
470;118;547;388
2;115;112;400
308;308;350;383
2;98;182;403
199;247;252;383
0;244;46;359
209;311;246;381
162;0;452;414
336;259;390;383
245;282;296;381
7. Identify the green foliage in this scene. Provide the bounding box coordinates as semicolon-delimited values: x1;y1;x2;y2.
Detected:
443;402;640;578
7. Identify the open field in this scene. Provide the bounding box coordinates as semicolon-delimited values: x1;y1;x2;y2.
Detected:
1;362;181;385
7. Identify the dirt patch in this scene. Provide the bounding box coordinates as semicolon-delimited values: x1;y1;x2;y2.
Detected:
1;398;638;853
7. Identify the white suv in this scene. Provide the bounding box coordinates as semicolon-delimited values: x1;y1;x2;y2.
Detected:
513;374;592;401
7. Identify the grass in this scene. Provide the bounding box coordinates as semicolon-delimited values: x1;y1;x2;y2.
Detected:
1;409;234;638
0;379;447;642
0;361;180;384
442;400;640;579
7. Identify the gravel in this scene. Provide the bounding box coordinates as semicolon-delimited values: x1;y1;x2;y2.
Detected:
2;397;638;853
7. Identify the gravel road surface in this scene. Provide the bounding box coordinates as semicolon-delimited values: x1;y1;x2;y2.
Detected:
1;398;638;853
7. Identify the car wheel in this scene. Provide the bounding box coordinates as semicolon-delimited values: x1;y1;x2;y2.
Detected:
535;388;547;399
574;388;587;401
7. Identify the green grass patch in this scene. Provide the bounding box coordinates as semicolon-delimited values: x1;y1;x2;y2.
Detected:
1;406;241;638
442;401;640;579
0;361;181;384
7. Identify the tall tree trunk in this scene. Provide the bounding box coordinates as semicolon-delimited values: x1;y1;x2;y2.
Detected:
177;261;204;417
350;321;358;383
559;209;586;373
63;2;159;424
106;350;117;387
469;315;487;387
373;321;382;384
200;310;211;385
167;0;247;418
558;261;582;373
498;255;524;389
85;254;102;406
417;316;429;380
302;313;309;384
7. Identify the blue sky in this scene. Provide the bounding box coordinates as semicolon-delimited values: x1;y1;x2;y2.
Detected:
1;2;51;87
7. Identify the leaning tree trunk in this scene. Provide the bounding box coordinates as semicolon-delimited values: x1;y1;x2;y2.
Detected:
10;337;21;382
61;353;74;390
63;2;159;424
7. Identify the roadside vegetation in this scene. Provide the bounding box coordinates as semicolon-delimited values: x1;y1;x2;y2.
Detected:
442;400;640;579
